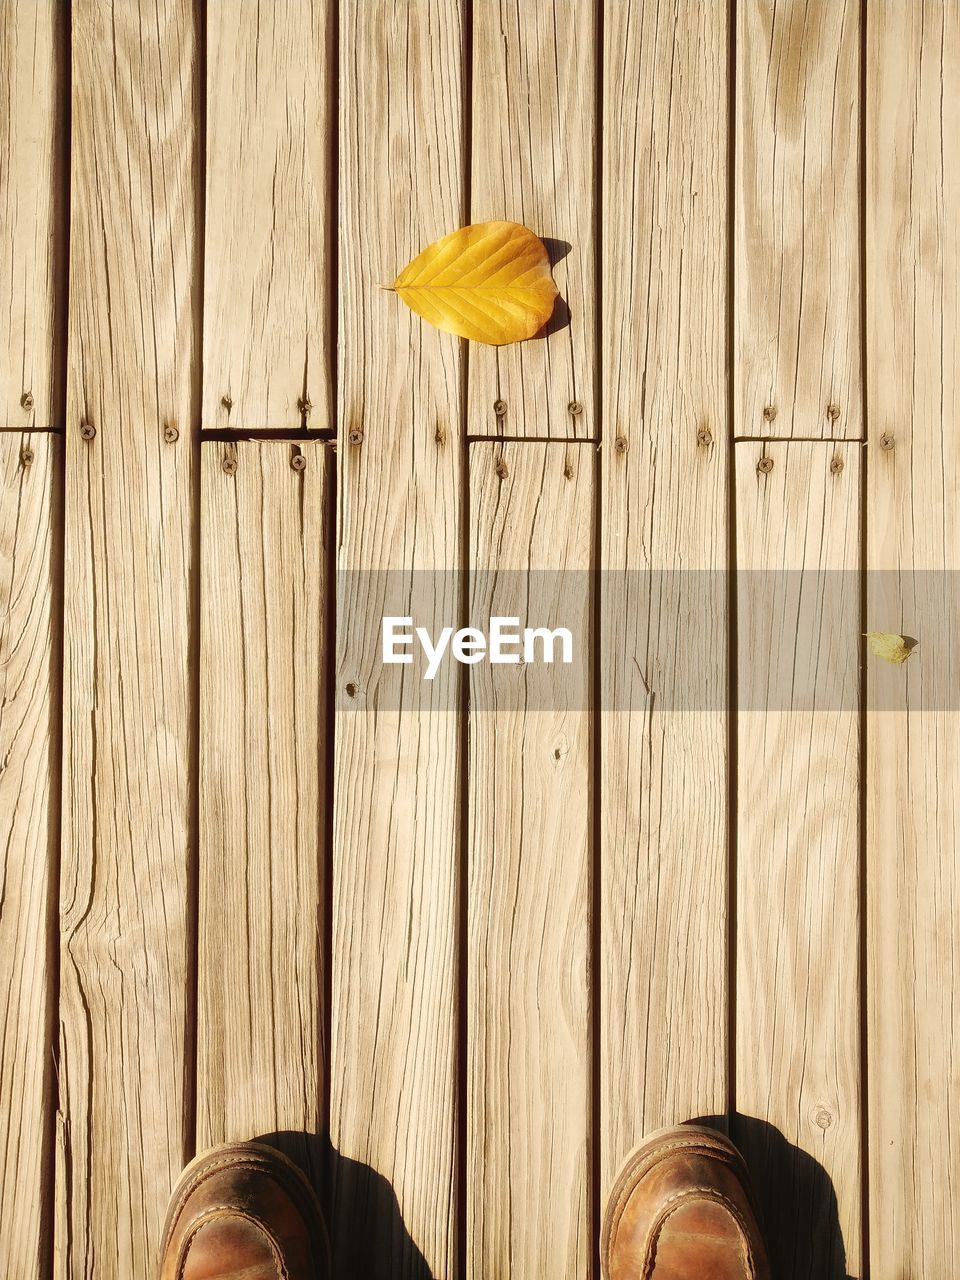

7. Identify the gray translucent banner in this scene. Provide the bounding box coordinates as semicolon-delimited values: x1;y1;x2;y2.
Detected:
333;571;958;711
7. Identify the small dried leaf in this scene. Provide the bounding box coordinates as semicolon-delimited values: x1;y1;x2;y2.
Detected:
391;221;558;345
865;631;917;664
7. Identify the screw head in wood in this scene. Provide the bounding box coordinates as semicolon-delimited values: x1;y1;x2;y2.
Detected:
163;424;179;443
221;455;238;475
220;394;233;410
762;404;777;423
495;458;509;479
830;454;844;474
827;403;841;422
348;428;364;446
20;447;34;467
493;399;507;417
757;455;774;474
697;425;713;447
79;422;96;441
20;391;34;410
290;452;307;472
880;433;895;451
614;435;628;455
568;400;584;416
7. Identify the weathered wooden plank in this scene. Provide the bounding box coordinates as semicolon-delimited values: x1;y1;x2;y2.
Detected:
331;2;464;1276
467;0;595;440
735;440;861;1277
58;3;198;1272
600;0;729;1196
204;0;332;432
197;440;329;1184
0;432;57;1278
467;442;592;1278
736;0;861;440
867;4;960;1271
0;0;64;430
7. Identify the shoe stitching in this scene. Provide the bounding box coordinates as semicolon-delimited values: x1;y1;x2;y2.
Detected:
163;1153;320;1275
601;1136;754;1270
604;1140;741;1247
176;1207;289;1280
641;1188;757;1280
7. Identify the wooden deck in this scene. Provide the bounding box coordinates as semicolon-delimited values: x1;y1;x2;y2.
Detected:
0;2;958;1277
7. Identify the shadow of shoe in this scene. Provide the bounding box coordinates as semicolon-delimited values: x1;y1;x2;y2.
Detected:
254;1129;431;1280
690;1114;855;1280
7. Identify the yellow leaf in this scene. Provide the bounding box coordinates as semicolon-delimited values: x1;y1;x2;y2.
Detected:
391;221;558;345
865;631;918;664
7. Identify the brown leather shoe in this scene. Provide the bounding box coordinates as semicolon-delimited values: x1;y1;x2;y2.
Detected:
158;1142;330;1280
601;1125;770;1280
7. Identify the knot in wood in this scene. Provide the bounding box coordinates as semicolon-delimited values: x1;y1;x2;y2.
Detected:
297;396;312;415
220;394;233;410
813;1105;834;1130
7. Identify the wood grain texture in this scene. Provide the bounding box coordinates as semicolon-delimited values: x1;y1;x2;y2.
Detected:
57;3;198;1273
331;2;464;1276
735;441;861;1277
468;0;595;440
467;442;592;1279
0;0;64;431
204;0;332;432
600;0;729;1196
867;4;960;1271
197;441;329;1183
736;0;861;440
0;432;57;1278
